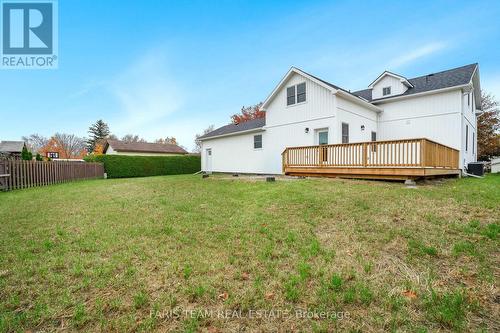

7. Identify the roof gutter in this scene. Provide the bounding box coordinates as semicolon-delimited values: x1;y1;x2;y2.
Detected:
197;127;265;141
371;84;469;104
335;90;383;112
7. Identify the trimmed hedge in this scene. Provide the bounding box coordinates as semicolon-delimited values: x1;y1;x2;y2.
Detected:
84;155;200;178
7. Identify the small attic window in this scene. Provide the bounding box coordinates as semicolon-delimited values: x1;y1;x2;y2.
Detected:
383;87;391;96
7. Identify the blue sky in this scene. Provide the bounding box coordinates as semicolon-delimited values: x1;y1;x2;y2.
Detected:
1;0;500;150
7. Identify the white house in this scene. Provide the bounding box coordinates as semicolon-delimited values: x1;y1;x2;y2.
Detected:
198;63;480;178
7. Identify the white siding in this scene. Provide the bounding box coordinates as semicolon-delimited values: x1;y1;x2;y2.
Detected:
201;131;266;173
266;73;336;127
461;91;478;168
372;75;408;99
201;69;476;174
336;97;378;143
377;90;462;155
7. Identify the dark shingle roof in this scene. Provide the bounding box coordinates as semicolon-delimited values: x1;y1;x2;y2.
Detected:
0;141;25;153
105;140;188;154
198;117;265;140
353;63;478;102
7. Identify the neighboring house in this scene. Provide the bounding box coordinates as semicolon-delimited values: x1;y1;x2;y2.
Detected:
198;63;481;179
103;140;188;156
39;138;87;160
0;141;26;159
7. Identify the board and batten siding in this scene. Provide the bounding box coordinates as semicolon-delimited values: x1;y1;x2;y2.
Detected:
260;72;340;174
201;72;382;174
376;90;463;165
461;90;478;169
336;97;378;143
201;130;266;173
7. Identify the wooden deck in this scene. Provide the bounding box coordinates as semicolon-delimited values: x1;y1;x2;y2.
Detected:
282;138;460;180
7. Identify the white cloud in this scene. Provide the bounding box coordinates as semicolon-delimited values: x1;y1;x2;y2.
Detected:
388;42;447;69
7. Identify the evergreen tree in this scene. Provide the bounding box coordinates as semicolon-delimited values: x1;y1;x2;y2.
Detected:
21;146;32;160
35;153;43;161
87;119;110;153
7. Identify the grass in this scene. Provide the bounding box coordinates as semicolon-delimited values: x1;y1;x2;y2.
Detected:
0;174;499;332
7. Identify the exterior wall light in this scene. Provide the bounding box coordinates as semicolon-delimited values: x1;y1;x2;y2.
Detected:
361;125;365;131
305;127;310;133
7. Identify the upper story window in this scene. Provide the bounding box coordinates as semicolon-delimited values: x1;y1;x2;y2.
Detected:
286;82;306;106
382;87;391;96
254;134;262;149
342;123;349;143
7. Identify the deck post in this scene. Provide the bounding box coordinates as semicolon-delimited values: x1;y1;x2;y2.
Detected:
420;139;426;167
362;143;368;167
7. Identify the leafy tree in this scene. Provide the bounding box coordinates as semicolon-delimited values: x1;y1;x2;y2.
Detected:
478;91;500;160
230;102;265;124
121;134;146;143
155;137;178;145
87;119;110;153
21;146;32;160
194;125;215;153
35;153;43;161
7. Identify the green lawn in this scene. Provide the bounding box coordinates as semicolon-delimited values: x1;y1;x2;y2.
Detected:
0;175;498;332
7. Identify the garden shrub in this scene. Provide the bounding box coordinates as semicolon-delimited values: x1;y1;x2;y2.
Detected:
84;154;200;178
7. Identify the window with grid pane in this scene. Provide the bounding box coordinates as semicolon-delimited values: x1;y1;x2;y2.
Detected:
286;86;296;106
254;134;262;149
342;123;349;143
296;82;306;103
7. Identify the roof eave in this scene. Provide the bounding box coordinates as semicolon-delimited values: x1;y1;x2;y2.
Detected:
335;90;383;112
371;84;469;104
198;127;265;141
368;71;412;89
261;67;338;110
470;64;481;109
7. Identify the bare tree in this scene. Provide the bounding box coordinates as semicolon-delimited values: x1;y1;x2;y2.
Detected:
194;125;215;153
121;134;146;143
22;134;48;153
53;133;87;158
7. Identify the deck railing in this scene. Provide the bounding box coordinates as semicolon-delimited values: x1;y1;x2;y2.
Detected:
282;138;459;171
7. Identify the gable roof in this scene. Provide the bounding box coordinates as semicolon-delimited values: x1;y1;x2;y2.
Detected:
104;140;188;154
354;63;479;103
198;117;265;140
0;141;25;153
368;71;413;89
261;67;381;112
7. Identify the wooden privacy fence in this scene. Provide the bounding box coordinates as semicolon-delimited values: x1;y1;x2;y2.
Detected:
0;160;104;191
282;138;459;170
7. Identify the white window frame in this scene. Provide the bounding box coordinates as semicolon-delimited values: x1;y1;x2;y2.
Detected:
253;134;263;150
286;82;307;107
341;123;349;143
382;86;391;96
